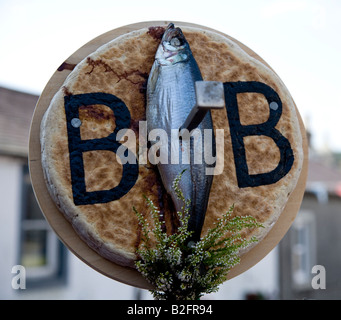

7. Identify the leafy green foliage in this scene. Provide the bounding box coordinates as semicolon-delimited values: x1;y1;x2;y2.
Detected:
133;171;263;300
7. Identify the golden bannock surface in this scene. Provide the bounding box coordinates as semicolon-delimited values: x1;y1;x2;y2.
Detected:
40;25;303;267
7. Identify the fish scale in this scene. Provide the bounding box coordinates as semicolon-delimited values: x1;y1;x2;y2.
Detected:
146;24;215;241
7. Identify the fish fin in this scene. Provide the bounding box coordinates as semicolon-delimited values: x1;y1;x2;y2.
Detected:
147;62;159;94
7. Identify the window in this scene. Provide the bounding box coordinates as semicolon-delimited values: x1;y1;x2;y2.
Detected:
19;164;67;286
290;210;316;290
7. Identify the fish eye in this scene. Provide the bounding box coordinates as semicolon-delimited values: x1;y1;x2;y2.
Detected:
170;37;181;47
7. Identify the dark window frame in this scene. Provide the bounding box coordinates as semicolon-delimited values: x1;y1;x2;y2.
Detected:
18;163;67;288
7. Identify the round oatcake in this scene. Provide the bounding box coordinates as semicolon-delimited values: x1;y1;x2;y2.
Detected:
40;24;303;268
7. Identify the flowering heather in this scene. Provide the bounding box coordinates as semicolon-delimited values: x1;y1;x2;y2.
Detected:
133;171;263;300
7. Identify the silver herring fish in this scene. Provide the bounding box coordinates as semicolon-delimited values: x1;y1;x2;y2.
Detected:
146;23;215;241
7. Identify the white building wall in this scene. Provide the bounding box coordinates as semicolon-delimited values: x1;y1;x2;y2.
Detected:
63;254;137;300
206;247;279;300
15;252;138;300
0;156;23;299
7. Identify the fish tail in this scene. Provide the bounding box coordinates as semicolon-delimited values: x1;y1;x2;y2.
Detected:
187;113;216;242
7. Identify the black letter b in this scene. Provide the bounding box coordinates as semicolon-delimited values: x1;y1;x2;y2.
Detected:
224;81;294;188
64;92;138;205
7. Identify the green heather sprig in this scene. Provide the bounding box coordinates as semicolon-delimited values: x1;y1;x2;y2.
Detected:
133;170;263;300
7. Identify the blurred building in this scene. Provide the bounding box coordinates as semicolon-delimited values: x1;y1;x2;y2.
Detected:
279;158;341;299
0;86;340;300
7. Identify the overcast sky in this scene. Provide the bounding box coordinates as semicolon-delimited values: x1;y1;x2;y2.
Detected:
0;0;340;152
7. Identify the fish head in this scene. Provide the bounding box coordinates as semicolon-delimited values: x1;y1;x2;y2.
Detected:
155;23;191;66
